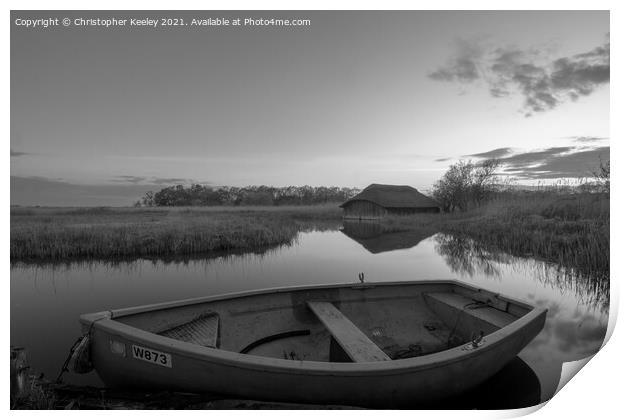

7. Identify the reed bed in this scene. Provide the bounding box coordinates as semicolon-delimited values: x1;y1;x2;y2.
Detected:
11;378;56;410
10;205;342;262
433;232;609;310
441;192;609;279
383;191;609;286
11;192;609;282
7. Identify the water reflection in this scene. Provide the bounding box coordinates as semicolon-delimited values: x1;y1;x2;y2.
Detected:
433;233;609;312
440;357;541;409
341;221;435;254
434;234;512;277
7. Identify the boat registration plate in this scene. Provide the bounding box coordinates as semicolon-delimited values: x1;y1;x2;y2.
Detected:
131;344;172;368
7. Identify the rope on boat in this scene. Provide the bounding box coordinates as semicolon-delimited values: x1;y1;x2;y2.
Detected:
445;300;491;346
56;314;108;384
56;336;86;383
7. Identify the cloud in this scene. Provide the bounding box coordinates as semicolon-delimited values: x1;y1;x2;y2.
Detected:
466;145;609;180
466;147;513;159
112;175;149;184
110;175;202;186
499;147;573;167
11;149;29;157
504;147;609;179
151;177;194;185
566;136;608;143
10;176;158;207
435;157;452;162
429;35;610;115
553;314;607;356
429;40;482;83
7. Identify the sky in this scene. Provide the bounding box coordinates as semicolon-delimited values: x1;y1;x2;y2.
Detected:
10;10;610;206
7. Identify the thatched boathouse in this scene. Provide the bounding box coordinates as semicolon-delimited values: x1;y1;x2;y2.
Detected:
340;184;440;219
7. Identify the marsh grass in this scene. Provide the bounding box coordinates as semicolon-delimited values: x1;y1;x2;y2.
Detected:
11;193;609;284
443;192;609;279
434;232;609;310
11;204;342;262
382;191;609;285
11;376;56;410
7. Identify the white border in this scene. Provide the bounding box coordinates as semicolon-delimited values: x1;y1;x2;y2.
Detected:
5;2;616;419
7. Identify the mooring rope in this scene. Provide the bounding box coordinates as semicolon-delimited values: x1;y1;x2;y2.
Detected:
56;335;87;383
445;300;491;346
56;314;108;384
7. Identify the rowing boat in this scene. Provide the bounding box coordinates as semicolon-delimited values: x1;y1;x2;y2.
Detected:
75;280;546;408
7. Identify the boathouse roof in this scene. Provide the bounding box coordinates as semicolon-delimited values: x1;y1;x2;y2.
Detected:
340;184;440;209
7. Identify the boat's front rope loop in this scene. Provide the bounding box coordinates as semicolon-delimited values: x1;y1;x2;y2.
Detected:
56;335;87;384
56;314;108;384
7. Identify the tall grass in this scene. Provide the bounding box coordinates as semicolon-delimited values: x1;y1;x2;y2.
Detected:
382;191;609;284
10;193;609;284
11;205;342;262
434;233;609;310
440;192;609;279
11;376;56;410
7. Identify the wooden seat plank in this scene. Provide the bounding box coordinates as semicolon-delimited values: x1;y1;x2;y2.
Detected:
307;301;390;362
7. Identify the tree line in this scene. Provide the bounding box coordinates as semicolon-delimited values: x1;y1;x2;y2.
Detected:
136;185;361;207
135;158;609;210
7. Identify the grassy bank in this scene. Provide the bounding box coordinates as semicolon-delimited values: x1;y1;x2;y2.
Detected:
10;205;342;262
383;191;610;282
440;193;609;278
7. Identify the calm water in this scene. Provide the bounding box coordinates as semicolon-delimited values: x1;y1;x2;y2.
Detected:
10;225;608;408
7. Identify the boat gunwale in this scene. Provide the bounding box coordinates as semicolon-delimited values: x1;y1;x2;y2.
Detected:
88;279;535;319
82;280;547;376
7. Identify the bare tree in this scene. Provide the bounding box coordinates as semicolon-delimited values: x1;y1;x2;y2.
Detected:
471;159;501;206
592;158;610;194
432;159;502;212
432;160;474;212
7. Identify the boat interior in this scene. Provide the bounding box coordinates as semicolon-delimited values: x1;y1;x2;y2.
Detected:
114;282;532;363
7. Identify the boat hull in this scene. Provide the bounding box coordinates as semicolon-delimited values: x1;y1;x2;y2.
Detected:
81;280;546;408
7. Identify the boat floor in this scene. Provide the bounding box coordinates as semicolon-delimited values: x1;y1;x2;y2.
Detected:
245;316;459;362
143;286;522;362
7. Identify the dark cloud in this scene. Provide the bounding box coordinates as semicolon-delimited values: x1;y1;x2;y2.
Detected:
466;147;513;159
435;157;452;162
465;145;609;179
499;147;573;167
500;146;609;179
11;149;29;157
429;35;610;115
428;40;482;83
